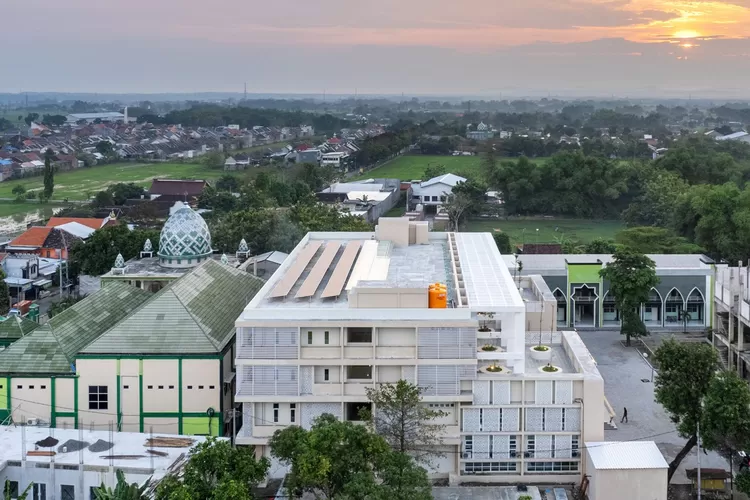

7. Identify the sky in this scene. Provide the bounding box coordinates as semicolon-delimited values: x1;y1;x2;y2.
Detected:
2;0;749;97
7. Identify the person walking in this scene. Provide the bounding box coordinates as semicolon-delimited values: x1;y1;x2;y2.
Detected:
621;407;628;423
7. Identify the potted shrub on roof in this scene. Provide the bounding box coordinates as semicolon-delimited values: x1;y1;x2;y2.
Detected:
477;312;495;332
529;301;552;361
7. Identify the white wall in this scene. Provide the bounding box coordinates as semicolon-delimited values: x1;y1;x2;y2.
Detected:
587;465;667;500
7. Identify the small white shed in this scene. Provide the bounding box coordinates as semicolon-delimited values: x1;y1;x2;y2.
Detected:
585;441;668;500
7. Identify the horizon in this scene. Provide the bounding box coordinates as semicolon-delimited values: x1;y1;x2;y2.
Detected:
1;1;749;97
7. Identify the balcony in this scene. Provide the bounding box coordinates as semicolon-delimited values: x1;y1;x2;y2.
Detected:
252;424;286;438
344;382;374;396
344;346;373;359
300;347;340;359
313;383;343;396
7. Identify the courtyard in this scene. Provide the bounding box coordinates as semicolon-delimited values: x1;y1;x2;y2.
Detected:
576;330;727;484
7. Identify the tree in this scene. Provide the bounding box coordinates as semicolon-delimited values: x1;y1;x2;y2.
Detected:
270;413;430;500
24;113;39;126
654;339;719;482
364;380;447;465
599;249;658;346
615;227;704;254
738;470;750;497
154;438;268;500
493;232;512;254
11;184;26;203
93;470;150;500
701;371;750;491
43;149;54;200
0;268;9;315
95;141;115;157
215;174;240;192
443;180;486;231
107;183;146;205
69;225;160;276
201;151;225;170
92;190;115;208
423;163;445;181
41;114;67;127
583;238;617;253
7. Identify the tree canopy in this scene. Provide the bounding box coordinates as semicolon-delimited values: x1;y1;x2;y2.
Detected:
69;225;160;276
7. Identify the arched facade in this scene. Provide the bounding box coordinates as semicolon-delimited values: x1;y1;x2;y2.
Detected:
665;288;685;326
643;288;663;328
686;288;706;327
571;284;598;327
552;288;567;326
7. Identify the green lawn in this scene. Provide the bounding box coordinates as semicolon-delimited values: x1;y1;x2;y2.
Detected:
465;218;625;245
0;163;232;201
353;154;548;182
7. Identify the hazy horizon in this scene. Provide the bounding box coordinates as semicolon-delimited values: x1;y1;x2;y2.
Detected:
2;0;749;97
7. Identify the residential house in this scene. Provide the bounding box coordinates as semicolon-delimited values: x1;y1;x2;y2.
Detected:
410;173;467;209
467;122;495;140
316;178;401;223
716;131;750;143
224;156;238;170
296;148;321;165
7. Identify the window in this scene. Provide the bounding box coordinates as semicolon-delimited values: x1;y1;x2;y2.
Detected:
198;385;204;389
209;385;215;390
324;369;330;381
572;436;580;458
40;385;46;389
526;436;535;458
432;196;439;202
158;385;164;389
17;385;22;389
29;385;34;389
90;487;99;500
187;385;193;389
123;385;129;389
7;481;18;499
290;403;296;423
526;461;579;473
347;328;372;343
88;386;108;410
273;403;279;423
168;385;175;389
346;402;371;421
307;331;313;344
147;385;153;389
324;331;330;344
60;485;75;500
32;483;46;500
429;403;455;408
347;365;372;380
463;462;517;474
463;435;473;458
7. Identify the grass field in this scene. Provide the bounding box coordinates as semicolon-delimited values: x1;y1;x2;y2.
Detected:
0;162;233;201
466;218;625;244
353;154;547;181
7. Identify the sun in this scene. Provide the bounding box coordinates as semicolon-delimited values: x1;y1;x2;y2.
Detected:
674;30;700;39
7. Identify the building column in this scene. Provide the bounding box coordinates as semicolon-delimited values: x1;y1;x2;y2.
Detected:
729;314;735;371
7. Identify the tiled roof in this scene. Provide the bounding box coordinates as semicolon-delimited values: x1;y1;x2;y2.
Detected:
82;259;265;355
0;283;151;375
0;315;40;341
9;227;53;248
149;179;207;197
47;217;107;230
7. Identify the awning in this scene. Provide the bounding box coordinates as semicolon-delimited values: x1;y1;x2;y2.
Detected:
4;277;32;286
32;279;52;287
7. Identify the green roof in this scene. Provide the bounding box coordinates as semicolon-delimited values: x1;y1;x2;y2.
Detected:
0;315;40;342
81;259;264;356
0;283;152;375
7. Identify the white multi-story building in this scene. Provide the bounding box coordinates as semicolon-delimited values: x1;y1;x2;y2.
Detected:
235;218;605;483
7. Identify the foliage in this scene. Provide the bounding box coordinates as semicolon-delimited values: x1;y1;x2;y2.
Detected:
4;479;32;500
24;112;39;126
48;295;86;318
0;268;9;315
654;339;719;482
364;380;447;464
615;227;703;254
423;163;446;180
43;150;54;200
493;231;512;254
154;438;269;500
443;179;486;231
93;469;150;500
69;225;160;276
289;199;372;234
215;174;240;192
41;114;67;127
737;470;750;497
297;162;336;192
701;371;750;471
583;237;617;253
95;141;116;158
108;183;146;204
270;413;430;500
201;151;225;169
599;249;658;345
623;170;688;227
11;184;26;203
209;208;302;254
92;190;115;208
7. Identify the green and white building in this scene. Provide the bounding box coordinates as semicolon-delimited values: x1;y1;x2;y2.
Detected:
504;254;714;330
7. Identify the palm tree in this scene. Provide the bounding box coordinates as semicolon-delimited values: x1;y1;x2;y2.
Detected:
93;470;151;500
4;480;32;500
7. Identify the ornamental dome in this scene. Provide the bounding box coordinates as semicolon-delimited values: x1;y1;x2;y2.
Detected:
157;203;212;269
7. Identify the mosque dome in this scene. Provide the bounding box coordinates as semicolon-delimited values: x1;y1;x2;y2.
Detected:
157;203;212;268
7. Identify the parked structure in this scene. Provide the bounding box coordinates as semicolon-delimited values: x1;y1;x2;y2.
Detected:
410;173;466;209
506;254;713;330
585;441;668;500
317;178;401;223
234;218;605;482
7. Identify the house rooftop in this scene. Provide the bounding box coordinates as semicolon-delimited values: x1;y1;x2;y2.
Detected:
503;253;714;275
239;222;523;322
586;441;668;470
0;426;209;478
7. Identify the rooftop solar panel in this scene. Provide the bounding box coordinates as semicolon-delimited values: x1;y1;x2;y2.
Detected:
269;241;323;298
321;241;362;298
295;241;342;299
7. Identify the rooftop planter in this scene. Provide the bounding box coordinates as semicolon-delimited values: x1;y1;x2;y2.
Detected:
529;344;552;361
478;344;502;353
477;312;496;332
538;363;562;374
479;363;510;375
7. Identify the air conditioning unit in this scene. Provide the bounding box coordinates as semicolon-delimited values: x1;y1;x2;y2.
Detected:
509;451;517;458
462;452;471;459
523;451;532;458
572;451;580;458
26;418;40;426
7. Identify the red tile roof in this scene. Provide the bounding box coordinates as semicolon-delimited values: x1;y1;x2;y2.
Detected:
46;217;107;230
149;178;208;197
9;226;53;248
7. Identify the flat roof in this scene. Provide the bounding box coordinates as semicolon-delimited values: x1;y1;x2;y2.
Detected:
0;426;209;476
586;441;668;470
503;254;714;273
101;254;239;280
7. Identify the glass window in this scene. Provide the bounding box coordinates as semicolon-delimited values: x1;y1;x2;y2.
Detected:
324;331;329;344
307;331;313;344
347;366;373;380
273;403;279;423
290;403;296;423
61;485;75;500
526;461;579;473
33;483;46;500
324;369;330;381
347;328;372;343
88;386;108;410
7;482;18;499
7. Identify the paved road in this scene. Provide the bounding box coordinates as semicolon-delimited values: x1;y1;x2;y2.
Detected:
577;330;726;484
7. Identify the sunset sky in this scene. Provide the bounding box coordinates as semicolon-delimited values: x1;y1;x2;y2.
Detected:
2;0;749;96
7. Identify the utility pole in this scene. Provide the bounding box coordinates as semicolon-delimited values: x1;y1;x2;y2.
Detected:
697;419;702;500
243;82;247;102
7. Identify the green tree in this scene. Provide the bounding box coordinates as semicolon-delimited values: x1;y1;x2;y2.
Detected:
11;184;26;203
583;238;617;253
154;438;268;500
737;470;750;497
423;163;446;181
443;180;486;231
615;227;704;254
623;170;687;227
599;249;659;346
41;114;67;127
24;113;39;126
701;371;750;490
69;225;159;275
364;380;447;465
43;149;54;200
209;208;302;254
0;268;9;315
270;413;430;500
288;199;372;233
201;151;225;169
493;231;512;254
215;174;240;192
95;141;115;157
107;183;146;204
93;470;150;500
92;190;115;208
654;339;720;482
